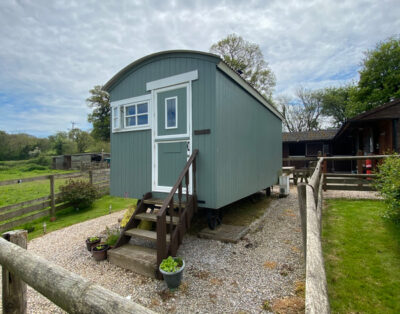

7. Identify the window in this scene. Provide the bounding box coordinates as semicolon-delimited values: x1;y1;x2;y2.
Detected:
112;106;120;130
165;97;177;129
124;102;149;128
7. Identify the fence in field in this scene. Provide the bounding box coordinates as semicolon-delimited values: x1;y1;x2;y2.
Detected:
297;154;395;313
1;230;153;313
0;169;110;233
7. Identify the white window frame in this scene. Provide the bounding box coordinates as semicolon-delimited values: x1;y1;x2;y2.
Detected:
164;96;178;129
112;106;120;130
110;94;151;133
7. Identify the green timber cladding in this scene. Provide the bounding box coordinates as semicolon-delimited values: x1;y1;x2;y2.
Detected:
103;50;282;209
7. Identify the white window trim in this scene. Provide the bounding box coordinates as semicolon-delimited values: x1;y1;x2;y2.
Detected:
112;107;120;130
146;70;198;91
110;94;151;133
165;96;178;129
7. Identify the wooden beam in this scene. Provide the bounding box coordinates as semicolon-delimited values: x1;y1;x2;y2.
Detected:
0;237;154;313
2;230;27;314
325;185;375;191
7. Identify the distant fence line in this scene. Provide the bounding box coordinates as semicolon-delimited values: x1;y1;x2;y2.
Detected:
0;169;110;233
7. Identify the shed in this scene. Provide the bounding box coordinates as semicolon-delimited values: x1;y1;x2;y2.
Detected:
104;50;282;209
103;50;282;278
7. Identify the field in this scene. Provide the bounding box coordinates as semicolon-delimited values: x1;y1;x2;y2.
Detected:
0;158;134;239
322;199;400;313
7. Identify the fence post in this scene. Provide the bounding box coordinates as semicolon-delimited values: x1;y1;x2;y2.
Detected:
49;175;55;220
357;150;363;174
297;183;307;261
89;170;93;185
2;230;27;314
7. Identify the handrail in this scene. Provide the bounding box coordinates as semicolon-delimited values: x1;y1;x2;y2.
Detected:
156;149;198;272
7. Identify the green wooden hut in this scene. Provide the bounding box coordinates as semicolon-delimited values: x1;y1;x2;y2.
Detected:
103;50;282;277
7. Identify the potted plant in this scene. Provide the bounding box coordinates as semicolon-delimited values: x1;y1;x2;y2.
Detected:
86;236;100;251
91;244;109;261
159;256;185;290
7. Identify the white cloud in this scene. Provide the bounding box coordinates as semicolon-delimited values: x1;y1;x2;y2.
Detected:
0;0;399;136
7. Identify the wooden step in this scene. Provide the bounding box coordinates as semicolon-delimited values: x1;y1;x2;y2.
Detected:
108;244;157;278
136;212;179;225
143;198;186;208
125;228;170;243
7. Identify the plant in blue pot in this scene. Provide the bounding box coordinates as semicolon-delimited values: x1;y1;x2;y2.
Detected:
159;256;185;290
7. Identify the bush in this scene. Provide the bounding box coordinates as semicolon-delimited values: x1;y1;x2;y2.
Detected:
374;155;400;223
59;179;98;209
105;227;121;247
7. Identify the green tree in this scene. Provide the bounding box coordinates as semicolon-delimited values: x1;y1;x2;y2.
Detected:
320;85;355;127
49;132;77;155
349;36;400;115
68;128;92;153
87;85;111;142
210;34;276;100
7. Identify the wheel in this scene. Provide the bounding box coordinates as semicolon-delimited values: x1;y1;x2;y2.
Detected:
207;209;221;230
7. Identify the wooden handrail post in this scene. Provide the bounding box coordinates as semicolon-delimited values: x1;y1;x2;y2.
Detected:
49;175;55;219
2;230;27;314
297;183;307;261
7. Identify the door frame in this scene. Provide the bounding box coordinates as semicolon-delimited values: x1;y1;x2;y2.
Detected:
151;82;193;193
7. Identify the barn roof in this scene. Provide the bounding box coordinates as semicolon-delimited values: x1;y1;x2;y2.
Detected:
283;129;338;142
102;50;282;120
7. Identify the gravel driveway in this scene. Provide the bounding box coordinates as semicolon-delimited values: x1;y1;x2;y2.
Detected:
2;187;305;313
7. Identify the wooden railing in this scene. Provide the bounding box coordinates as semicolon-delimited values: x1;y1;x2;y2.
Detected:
297;159;330;314
156;149;198;276
0;170;110;233
1;230;154;313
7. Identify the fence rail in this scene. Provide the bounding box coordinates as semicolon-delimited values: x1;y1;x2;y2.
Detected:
0;169;110;233
1;230;153;313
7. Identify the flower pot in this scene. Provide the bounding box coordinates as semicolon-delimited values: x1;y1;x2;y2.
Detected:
91;244;109;261
159;259;185;290
86;237;101;251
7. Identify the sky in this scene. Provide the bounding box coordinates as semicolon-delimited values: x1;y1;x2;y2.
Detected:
0;0;399;137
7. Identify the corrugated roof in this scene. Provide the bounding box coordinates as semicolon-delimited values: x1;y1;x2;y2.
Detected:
283;129;338;142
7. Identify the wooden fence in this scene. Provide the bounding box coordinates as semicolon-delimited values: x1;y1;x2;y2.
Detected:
1;230;153;313
0;169;110;233
297;154;396;313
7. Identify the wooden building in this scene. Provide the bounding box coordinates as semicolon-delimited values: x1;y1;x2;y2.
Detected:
103;50;282;210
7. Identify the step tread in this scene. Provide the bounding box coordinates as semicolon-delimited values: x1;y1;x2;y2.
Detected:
108;244;157;263
108;244;157;278
125;228;170;242
136;212;179;225
143;198;187;208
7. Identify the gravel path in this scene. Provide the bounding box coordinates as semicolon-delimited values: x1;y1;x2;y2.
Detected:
2;187;305;313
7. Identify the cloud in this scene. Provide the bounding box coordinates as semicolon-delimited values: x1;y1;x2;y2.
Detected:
0;0;399;136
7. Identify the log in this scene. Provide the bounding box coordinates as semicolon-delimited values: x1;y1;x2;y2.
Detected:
2;230;27;314
0;237;154;314
297;183;307;260
305;185;330;314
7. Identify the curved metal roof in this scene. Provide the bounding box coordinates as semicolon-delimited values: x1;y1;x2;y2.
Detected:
103;50;220;92
102;50;282;120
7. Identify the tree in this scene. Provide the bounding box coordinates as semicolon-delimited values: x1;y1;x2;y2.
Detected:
349;36;400;115
49;132;77;155
210;34;276;99
68;128;92;153
278;87;324;132
87;85;111;142
320;85;355;127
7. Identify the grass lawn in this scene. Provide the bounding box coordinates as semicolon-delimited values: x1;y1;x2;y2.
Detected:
20;195;135;240
322;199;400;313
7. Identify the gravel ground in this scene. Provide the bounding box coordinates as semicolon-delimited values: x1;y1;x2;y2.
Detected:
1;187;305;314
324;189;382;199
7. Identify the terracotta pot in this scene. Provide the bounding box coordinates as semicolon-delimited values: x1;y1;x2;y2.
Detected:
92;244;109;261
86;237;101;251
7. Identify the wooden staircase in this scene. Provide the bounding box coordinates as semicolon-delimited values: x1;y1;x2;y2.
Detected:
108;150;198;278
